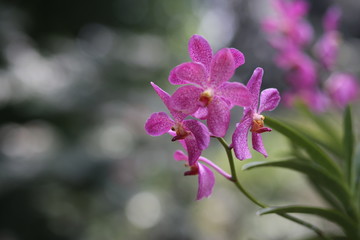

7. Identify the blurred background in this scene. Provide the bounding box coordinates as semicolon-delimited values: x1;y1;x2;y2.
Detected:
0;0;359;239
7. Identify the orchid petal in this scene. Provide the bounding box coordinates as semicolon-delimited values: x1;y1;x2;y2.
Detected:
168;66;188;85
232;113;253;160
197;163;215;200
229;48;245;68
184;134;201;166
183;119;210;150
209;48;235;87
151;82;187;121
145;112;174;136
171;85;203;114
175;62;207;86
188;35;213;72
174;150;188;161
258;88;281;113
207;97;231;137
217;82;251;107
192;107;208;120
252;133;268;158
246;67;264;110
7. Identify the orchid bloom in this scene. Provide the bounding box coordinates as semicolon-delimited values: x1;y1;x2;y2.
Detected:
275;47;317;90
325;73;360;108
232;68;281;160
169;35;251;137
314;7;342;70
262;0;313;47
174;150;231;200
145;82;210;165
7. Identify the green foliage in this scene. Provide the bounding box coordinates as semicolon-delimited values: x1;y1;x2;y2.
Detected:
243;106;360;239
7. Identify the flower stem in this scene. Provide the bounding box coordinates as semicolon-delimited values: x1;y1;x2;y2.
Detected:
216;137;331;240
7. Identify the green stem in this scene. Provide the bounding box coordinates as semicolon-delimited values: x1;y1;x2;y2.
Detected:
216;137;331;240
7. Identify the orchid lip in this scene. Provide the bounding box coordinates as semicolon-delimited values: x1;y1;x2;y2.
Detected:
199;89;214;107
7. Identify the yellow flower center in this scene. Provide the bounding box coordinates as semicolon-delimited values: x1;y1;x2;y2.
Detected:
171;124;190;141
250;113;265;133
199;89;213;107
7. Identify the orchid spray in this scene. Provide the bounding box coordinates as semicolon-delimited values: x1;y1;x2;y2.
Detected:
263;0;360;112
145;34;360;239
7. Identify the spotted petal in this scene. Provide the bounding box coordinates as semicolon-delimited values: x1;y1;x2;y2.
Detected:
247;67;263;110
232;113;253;160
151;82;187;121
169;66;188;85
209;48;235;87
188;35;213;72
229;48;245;68
197;163;215;200
184;134;201;166
145;112;174;136
252;132;268;157
207;96;231;137
258;88;281;113
217;82;251;107
173;150;188;161
171;85;203;114
183;119;210;151
175;62;207;87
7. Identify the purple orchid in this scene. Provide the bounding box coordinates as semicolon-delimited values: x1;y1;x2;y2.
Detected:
144;82;210;165
314;7;342;70
169;35;251;137
232;68;281;160
262;0;313;47
275;47;317;90
325;73;360;108
174;150;231;200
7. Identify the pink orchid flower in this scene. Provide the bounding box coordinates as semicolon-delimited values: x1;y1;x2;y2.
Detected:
323;6;341;32
232;68;281;160
275;46;317;90
145;82;210;165
283;89;329;112
174;150;231;200
314;7;342;70
169;35;251;137
325;73;360;108
262;0;313;47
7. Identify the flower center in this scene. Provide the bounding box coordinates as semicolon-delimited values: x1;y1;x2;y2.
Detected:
184;164;199;176
171;124;190;141
199;89;213;107
250;113;265;133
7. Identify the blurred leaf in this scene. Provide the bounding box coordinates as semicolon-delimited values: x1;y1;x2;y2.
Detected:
258;206;357;239
296;102;341;146
343;105;355;187
242;160;351;211
290;123;343;159
265;117;342;178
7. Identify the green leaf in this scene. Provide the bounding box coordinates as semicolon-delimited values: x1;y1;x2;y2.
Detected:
258;206;358;239
343;105;355;187
296;102;341;147
265;117;342;178
242;160;351;211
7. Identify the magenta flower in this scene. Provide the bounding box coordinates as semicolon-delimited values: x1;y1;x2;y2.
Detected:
262;0;313;47
314;31;340;70
314;7;342;70
325;73;360;108
145;82;210;165
232;68;281;160
283;89;329;112
323;6;341;32
174;150;231;200
169;35;251;137
275;47;317;90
